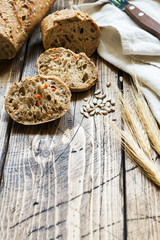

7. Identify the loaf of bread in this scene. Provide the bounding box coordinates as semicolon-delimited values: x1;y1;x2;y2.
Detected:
0;0;56;59
40;9;100;57
5;75;71;125
37;47;98;92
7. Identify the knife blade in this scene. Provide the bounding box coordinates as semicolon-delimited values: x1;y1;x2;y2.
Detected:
108;0;160;40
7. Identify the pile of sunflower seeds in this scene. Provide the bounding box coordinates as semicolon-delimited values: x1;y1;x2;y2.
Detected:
80;87;116;119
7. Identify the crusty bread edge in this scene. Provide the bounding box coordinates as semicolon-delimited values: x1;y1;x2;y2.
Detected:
36;47;98;92
0;0;57;59
5;75;71;125
40;9;101;56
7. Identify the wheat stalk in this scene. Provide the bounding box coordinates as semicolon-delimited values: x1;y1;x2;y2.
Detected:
109;118;160;187
105;78;160;186
119;92;151;160
122;124;160;187
130;75;160;156
135;96;160;156
130;60;160;156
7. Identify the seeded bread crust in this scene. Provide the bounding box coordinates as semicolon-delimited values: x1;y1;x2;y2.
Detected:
40;9;100;57
5;75;71;125
37;47;98;92
0;0;56;59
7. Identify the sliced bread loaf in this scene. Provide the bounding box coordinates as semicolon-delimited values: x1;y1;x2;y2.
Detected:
37;47;98;92
40;9;100;57
0;0;56;59
5;75;71;125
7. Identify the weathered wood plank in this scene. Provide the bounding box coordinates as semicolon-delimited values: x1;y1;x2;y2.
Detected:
0;1;124;239
0;44;27;178
123;74;160;240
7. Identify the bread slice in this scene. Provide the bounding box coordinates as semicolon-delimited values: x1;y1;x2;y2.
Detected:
40;9;100;57
37;47;98;92
5;75;71;125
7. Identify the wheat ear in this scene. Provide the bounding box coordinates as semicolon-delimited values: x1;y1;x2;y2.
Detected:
130;62;160;156
135;96;160;156
131;74;160;156
119;92;151;160
122;124;160;187
106;117;160;187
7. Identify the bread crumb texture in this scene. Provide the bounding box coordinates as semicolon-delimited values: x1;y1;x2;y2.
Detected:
41;9;100;57
37;47;98;92
5;76;71;125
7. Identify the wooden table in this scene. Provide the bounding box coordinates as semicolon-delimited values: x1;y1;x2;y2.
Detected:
0;0;160;239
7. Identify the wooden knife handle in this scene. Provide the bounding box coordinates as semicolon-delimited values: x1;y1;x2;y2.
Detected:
125;4;160;40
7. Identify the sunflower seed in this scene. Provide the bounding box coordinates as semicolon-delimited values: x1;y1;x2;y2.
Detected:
94;89;101;95
99;103;105;108
83;106;87;112
95;94;101;99
111;99;115;106
110;107;115;112
106;102;111;108
106;82;111;87
87;107;95;113
80;108;84;114
100;109;108;115
95;108;100;114
90;102;94;108
101;106;107;110
97;99;102;105
83;112;89;118
106;107;112;112
86;103;90;109
102;98;107;104
99;93;106;99
90;110;96;116
93;98;97;104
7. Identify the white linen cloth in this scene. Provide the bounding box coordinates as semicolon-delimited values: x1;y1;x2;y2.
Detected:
73;0;160;123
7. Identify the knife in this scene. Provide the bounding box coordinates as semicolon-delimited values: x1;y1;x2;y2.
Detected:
108;0;160;40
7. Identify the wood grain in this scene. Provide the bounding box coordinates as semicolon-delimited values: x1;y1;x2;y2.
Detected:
0;44;27;178
123;74;160;240
0;0;124;237
1;0;159;240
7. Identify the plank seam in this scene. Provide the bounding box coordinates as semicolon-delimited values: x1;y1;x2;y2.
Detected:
118;71;128;240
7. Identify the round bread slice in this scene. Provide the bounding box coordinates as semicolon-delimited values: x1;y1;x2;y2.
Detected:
5;75;71;125
37;47;98;92
40;9;100;57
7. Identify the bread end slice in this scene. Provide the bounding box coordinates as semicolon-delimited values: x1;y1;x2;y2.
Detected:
40;9;100;57
5;75;71;125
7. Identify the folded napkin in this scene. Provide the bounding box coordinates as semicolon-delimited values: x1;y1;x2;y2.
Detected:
73;0;160;123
